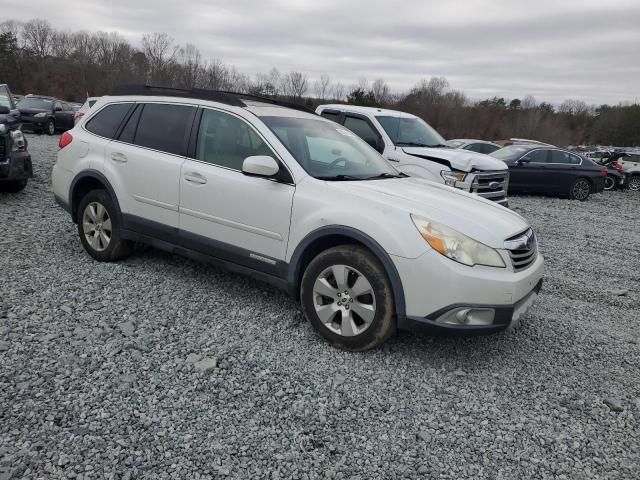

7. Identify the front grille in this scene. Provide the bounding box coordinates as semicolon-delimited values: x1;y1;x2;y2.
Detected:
469;170;509;203
504;229;537;271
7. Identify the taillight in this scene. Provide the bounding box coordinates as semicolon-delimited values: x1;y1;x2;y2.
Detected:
59;132;73;149
614;163;622;171
599;167;607;176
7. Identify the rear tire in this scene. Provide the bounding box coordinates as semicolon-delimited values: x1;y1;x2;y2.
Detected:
603;175;616;191
300;245;396;351
0;180;28;193
629;176;640;192
568;177;591;201
76;189;133;262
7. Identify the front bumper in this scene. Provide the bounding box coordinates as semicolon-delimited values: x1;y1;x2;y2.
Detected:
392;247;544;335
398;279;542;335
0;150;32;182
21;118;47;132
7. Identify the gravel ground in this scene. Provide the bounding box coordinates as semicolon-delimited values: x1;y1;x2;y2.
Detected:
1;134;639;480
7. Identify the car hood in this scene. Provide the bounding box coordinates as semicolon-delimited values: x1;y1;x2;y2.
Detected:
329;177;529;248
402;147;508;172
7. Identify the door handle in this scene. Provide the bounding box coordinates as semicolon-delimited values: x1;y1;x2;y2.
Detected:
110;152;128;163
184;172;207;185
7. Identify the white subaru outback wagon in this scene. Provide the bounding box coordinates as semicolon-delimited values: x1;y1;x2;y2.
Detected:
52;85;544;351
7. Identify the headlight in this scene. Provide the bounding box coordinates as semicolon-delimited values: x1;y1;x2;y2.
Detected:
411;214;505;268
440;169;467;186
10;130;26;151
34;112;48;118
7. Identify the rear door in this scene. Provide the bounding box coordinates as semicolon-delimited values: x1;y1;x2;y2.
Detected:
103;102;196;230
547;150;583;193
178;107;295;271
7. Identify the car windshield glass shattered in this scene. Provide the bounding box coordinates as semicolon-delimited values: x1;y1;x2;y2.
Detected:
261;116;401;180
18;98;53;110
376;116;448;147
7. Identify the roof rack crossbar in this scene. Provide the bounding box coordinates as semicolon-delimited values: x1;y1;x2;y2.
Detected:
109;84;315;114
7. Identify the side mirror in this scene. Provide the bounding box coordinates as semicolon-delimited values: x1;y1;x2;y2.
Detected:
242;155;280;178
0;106;10;115
516;157;531;165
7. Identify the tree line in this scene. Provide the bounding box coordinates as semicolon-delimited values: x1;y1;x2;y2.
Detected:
1;19;638;147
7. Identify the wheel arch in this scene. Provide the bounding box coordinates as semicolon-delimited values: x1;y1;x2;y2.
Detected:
69;170;121;223
287;226;406;317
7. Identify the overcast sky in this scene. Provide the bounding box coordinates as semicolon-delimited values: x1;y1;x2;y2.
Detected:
3;0;639;105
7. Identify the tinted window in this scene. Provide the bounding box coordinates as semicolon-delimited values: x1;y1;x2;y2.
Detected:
344;116;379;148
523;149;549;163
196;109;274;170
134;103;195;156
85;103;133;139
320;110;341;124
485;144;500;154
464;143;484;153
118;104;142;143
550;150;581;165
54;101;62;111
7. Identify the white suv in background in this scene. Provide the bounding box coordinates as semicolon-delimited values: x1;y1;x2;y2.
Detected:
316;105;511;207
52;86;543;351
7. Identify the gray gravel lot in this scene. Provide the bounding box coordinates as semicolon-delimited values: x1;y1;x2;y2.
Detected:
1;134;639;479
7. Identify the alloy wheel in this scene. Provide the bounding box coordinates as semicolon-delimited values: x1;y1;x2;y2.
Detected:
82;202;112;252
312;264;376;337
572;179;591;200
629;177;640;192
48;121;55;135
603;175;616;191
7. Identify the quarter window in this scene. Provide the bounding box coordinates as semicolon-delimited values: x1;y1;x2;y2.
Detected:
134;103;195;156
85;103;133;139
196;109;275;170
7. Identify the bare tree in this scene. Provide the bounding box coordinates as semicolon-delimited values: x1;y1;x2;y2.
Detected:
332;82;345;101
22;19;53;58
314;73;331;100
177;43;201;89
371;78;390;104
282;71;308;99
142;32;178;85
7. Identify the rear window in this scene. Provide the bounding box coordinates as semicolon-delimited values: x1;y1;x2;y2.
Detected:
18;97;53;110
133;103;195;156
85;103;133;139
320;110;341;123
490;145;530;160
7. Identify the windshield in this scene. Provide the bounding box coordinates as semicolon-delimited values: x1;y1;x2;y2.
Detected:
18;97;53;110
0;87;12;109
261;116;401;180
376;116;447;147
490;145;530;160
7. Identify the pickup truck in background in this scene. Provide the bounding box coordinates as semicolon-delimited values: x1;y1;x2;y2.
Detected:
316;104;510;207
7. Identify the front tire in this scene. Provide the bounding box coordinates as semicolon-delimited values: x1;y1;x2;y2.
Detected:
76;189;133;262
46;119;56;136
569;177;591;201
300;245;396;351
603;175;616;191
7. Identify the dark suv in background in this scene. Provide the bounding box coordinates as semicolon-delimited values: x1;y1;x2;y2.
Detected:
0;84;32;192
17;95;75;135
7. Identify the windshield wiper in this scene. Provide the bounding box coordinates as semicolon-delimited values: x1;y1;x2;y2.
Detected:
364;172;407;180
315;174;364;181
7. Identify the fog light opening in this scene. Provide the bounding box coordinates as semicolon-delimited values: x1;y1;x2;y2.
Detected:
437;307;495;326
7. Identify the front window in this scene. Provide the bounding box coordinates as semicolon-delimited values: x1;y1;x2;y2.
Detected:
261;116;401;180
17;97;53;110
490;145;530;161
376;116;447;148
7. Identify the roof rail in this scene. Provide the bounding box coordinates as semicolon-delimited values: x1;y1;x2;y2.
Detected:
110;85;245;107
110;85;316;114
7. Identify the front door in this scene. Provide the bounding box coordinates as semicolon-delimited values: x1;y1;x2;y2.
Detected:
178;107;295;272
509;149;550;192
